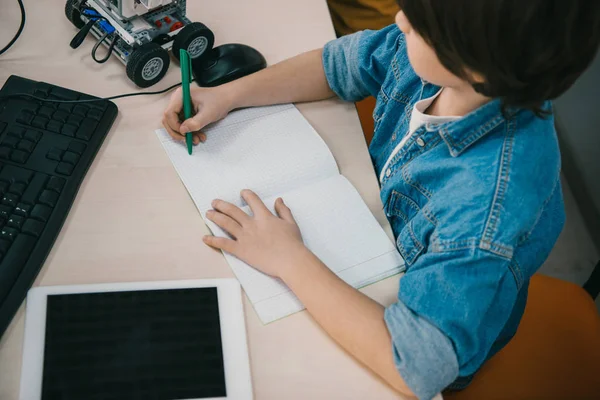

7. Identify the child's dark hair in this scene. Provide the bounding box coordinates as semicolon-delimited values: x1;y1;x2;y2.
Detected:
396;0;600;116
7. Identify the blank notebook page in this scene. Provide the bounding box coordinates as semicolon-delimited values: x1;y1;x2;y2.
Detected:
156;104;404;323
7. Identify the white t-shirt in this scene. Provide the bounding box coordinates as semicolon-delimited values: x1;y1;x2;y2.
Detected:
379;90;462;182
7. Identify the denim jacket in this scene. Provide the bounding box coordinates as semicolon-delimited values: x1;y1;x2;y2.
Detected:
322;25;565;399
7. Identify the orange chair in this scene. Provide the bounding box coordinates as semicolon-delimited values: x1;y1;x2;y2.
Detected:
444;274;600;400
356;97;377;145
354;98;600;399
327;0;399;37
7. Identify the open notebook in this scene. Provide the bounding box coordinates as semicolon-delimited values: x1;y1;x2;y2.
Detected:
155;104;404;323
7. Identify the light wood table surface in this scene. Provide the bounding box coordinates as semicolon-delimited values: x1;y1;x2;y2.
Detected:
0;1;404;398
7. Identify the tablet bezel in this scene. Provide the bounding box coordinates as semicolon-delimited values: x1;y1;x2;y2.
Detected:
19;279;253;400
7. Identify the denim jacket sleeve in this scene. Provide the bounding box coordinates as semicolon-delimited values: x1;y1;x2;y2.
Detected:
322;24;401;101
385;248;518;400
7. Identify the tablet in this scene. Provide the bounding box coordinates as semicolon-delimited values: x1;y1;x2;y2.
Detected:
20;279;253;400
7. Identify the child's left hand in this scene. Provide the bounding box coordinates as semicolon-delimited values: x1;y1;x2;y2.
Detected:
203;190;308;279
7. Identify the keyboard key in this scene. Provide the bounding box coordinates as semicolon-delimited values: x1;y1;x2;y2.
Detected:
2;194;19;207
0;122;6;134
53;110;69;123
0;181;9;194
56;162;74;176
61;124;77;137
31;204;52;222
8;183;26;196
2;135;19;149
87;108;103;121
38;106;54;119
17;140;35;153
32;116;48;129
1;165;32;184
32;116;49;129
52;87;79;101
33;90;48;99
0;148;11;160
39;190;59;207
47;148;63;161
11;150;29;164
58;103;74;112
62;151;79;165
68;142;86;155
21;102;39;113
14;203;31;217
67;115;83;127
0;205;11;219
21;173;47;205
76;118;97;140
46;177;65;193
0;239;10;254
7;215;24;229
16;110;33;125
0;227;18;242
73;105;89;117
47;120;63;134
7;127;25;138
85;98;108;111
34;83;52;97
22;219;45;237
24;130;41;143
0;235;36;276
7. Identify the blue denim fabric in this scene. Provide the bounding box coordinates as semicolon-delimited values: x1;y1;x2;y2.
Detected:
323;24;565;399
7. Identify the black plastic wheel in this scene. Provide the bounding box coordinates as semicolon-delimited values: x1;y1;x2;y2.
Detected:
65;0;85;29
126;43;170;88
172;22;215;62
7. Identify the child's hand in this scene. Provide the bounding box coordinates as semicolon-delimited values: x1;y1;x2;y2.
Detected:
203;190;308;278
162;86;234;145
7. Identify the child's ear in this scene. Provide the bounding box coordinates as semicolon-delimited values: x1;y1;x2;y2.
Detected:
468;71;486;84
395;10;411;34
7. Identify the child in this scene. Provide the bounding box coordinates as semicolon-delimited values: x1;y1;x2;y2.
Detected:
163;1;600;398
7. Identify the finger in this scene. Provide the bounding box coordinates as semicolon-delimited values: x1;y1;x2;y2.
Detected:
206;210;242;238
203;235;236;253
193;132;207;144
274;198;296;224
163;89;184;135
241;190;270;216
162;116;184;141
211;199;251;225
180;112;211;134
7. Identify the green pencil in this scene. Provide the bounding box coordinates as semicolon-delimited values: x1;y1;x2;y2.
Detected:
180;49;193;155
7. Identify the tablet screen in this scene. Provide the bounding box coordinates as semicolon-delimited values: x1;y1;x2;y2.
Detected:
41;287;227;399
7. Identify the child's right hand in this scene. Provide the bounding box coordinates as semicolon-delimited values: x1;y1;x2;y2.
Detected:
162;86;234;145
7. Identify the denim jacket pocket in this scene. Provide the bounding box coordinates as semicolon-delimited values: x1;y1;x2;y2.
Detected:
386;190;421;223
396;222;425;266
385;190;426;266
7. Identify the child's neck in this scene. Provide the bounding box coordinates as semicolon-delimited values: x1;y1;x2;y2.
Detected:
426;84;491;117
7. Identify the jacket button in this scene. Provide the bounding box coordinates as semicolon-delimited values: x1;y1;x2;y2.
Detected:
416;137;426;147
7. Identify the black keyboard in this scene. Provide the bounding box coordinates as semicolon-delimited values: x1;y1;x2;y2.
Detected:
0;75;117;336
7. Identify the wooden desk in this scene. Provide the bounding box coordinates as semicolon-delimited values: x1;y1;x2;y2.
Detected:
0;1;403;398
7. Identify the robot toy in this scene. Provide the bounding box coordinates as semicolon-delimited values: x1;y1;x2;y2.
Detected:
65;0;215;87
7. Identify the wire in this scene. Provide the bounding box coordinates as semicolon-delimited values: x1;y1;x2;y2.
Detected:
0;1;184;104
0;81;184;104
0;0;26;56
92;32;117;64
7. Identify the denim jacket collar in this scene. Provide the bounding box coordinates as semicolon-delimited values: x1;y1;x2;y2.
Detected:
421;81;506;157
